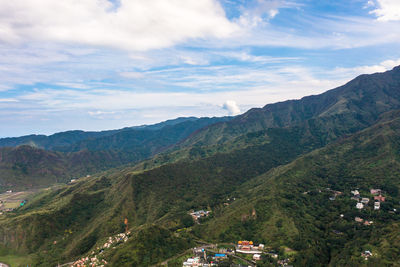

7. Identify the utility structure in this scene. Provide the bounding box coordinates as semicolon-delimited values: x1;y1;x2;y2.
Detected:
124;218;128;233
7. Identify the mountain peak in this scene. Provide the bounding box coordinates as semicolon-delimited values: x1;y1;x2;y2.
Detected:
392;65;400;72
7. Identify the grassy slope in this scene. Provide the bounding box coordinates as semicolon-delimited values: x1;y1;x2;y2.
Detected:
197;114;400;266
0;68;400;265
0;120;328;265
0;117;231;192
1;114;399;266
177;66;400;149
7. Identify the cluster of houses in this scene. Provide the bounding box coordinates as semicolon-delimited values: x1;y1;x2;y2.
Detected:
371;189;386;210
236;240;264;254
352;188;386;210
354;217;373;226
190;210;211;223
183;247;222;266
70;256;107;267
100;232;129;250
183;242;268;266
183;257;212;266
69;231;130;266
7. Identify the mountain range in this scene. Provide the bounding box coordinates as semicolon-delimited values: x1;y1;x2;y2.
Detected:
0;116;230;191
0;67;400;266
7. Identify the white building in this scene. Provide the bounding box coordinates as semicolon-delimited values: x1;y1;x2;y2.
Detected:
374;201;380;210
356;202;364;209
361;198;370;204
183;257;201;266
253;254;262;261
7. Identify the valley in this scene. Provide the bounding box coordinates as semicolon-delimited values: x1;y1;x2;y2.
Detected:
0;67;400;266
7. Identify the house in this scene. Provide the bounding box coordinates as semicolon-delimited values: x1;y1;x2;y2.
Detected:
258;244;265;250
364;220;373;226
183;257;201;266
356;202;364;209
355;217;364;223
370;189;381;195
253;254;262;261
190;210;210;219
237;240;254;250
374;201;380;210
351;190;360;196
361;198;370;204
362;250;373;259
374;195;385;202
214;254;227;259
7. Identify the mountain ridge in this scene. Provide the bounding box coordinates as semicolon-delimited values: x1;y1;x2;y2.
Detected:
0;66;400;266
176;67;400;149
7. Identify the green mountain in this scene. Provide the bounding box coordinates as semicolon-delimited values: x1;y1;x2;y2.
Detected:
0;67;400;266
178;66;400;148
0;117;230;191
196;110;400;266
0;145;131;191
0;117;223;150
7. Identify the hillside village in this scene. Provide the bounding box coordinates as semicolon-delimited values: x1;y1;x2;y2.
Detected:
38;183;400;266
1;180;398;267
181;240;291;267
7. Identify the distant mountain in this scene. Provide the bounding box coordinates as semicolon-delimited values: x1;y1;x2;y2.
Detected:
178;66;400;148
55;117;230;153
0;145;131;190
0;116;231;191
2;110;400;266
0;116;207;150
1;67;400;266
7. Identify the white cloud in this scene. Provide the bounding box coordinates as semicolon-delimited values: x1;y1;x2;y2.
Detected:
15;65;344;113
223;100;241;115
119;72;145;79
0;0;238;51
332;58;400;78
371;0;400;21
0;98;18;102
364;0;375;8
236;0;299;28
88;110;116;116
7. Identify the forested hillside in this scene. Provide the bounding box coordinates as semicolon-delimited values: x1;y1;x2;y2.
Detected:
0;67;399;266
0;117;230;191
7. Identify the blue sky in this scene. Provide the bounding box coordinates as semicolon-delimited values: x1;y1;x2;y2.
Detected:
0;0;400;137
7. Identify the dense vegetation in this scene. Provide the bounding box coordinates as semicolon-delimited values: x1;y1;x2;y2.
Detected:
0;67;400;266
0;117;230;191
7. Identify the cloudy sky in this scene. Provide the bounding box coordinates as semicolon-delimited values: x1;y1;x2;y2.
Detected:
1;0;400;137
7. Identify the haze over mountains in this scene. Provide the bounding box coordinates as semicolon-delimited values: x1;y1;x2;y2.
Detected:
0;117;230;191
0;67;400;266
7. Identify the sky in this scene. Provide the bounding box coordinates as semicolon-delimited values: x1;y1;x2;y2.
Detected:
1;0;400;137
